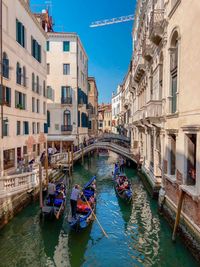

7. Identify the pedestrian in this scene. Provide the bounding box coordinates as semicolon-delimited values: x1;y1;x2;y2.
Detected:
70;184;81;219
28;158;35;172
48;181;56;205
19;157;24;173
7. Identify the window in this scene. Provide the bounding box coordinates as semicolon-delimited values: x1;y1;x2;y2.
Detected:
81;112;88;128
32;122;36;134
47;86;54;101
23;146;27;155
44;123;48;134
170;30;179;114
61;86;72;104
31;36;41;62
32;97;35;112
3;119;8;136
36;76;39;94
0;86;11;107
22;66;26;87
17;121;21;135
33;144;36;152
63;109;71;126
36;99;40;113
43;101;46;115
47;110;50;127
32;73;35;91
16;62;22;85
23;121;29;135
43;81;46;97
186;134;196;185
63;41;70;52
16;19;25;47
37;122;40;134
63;64;70;75
169;134;176;175
46;41;50;51
15;91;26;110
3;52;9;79
4;149;15;170
47;63;50;75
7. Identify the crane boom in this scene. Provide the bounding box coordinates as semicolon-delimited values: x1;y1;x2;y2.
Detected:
90;15;134;28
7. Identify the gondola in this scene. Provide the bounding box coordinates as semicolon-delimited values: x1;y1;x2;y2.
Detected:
68;176;96;232
113;165;132;203
41;183;66;220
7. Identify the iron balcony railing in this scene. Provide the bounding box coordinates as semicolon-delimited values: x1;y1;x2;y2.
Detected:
61;125;73;132
61;97;72;104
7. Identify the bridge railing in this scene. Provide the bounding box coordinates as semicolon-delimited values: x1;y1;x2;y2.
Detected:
0;168;47;198
97;133;130;142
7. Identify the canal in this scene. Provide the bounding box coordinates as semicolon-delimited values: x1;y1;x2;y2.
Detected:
0;152;198;267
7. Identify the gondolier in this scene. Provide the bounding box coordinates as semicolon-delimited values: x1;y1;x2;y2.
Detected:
70;184;81;219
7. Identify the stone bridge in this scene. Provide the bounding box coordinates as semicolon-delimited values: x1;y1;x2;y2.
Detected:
51;141;138;167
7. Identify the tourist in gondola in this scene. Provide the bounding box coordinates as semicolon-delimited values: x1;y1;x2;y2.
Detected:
70;184;82;219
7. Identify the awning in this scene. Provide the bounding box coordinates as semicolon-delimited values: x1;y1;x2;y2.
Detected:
47;135;76;142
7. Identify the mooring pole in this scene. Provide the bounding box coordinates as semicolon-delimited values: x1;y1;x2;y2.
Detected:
71;144;74;171
172;189;185;241
81;144;84;164
39;163;43;208
68;148;71;175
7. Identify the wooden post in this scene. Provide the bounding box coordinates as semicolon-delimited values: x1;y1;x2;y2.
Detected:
45;152;49;185
82;145;84;164
71;144;74;171
68;148;71;175
39;163;43;208
172;189;185;241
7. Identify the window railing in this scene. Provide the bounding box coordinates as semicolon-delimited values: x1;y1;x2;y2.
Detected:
61;97;72;104
61;125;73;132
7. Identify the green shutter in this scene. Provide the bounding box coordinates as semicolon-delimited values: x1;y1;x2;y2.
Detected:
46;41;49;51
63;41;70;52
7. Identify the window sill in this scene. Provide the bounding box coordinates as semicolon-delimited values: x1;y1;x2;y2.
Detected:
180;184;199;201
164;174;176;184
168;0;181;19
166;112;179;119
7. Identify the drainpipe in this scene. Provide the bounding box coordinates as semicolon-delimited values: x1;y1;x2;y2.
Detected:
0;0;3;139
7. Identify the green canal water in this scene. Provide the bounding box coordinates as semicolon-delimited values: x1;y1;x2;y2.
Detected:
0;153;199;267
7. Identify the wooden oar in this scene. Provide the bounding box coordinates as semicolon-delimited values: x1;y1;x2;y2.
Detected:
82;194;108;238
56;200;64;220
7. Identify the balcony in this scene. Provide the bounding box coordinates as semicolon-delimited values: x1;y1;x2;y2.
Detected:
133;56;145;83
149;9;164;45
133;107;146;123
61;97;72;105
61;125;73;133
145;100;162;119
142;37;153;61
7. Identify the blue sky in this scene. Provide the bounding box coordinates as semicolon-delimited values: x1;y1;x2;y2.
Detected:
31;0;136;103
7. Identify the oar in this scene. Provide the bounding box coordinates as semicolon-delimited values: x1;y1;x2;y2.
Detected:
82;193;108;238
56;201;64;220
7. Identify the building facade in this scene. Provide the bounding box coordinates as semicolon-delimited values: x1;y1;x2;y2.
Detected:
88;77;98;137
111;85;122;134
46;32;89;151
123;0;200;257
98;103;112;133
0;0;47;176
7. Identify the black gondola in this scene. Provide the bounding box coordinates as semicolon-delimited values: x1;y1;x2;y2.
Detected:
68;176;96;232
41;183;66;220
113;165;132;203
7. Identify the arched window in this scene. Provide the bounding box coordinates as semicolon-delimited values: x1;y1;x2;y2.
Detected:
170;30;179;114
23;66;26;87
47;110;50;127
63;109;71;126
3;52;9;79
32;73;35;91
16;62;21;84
